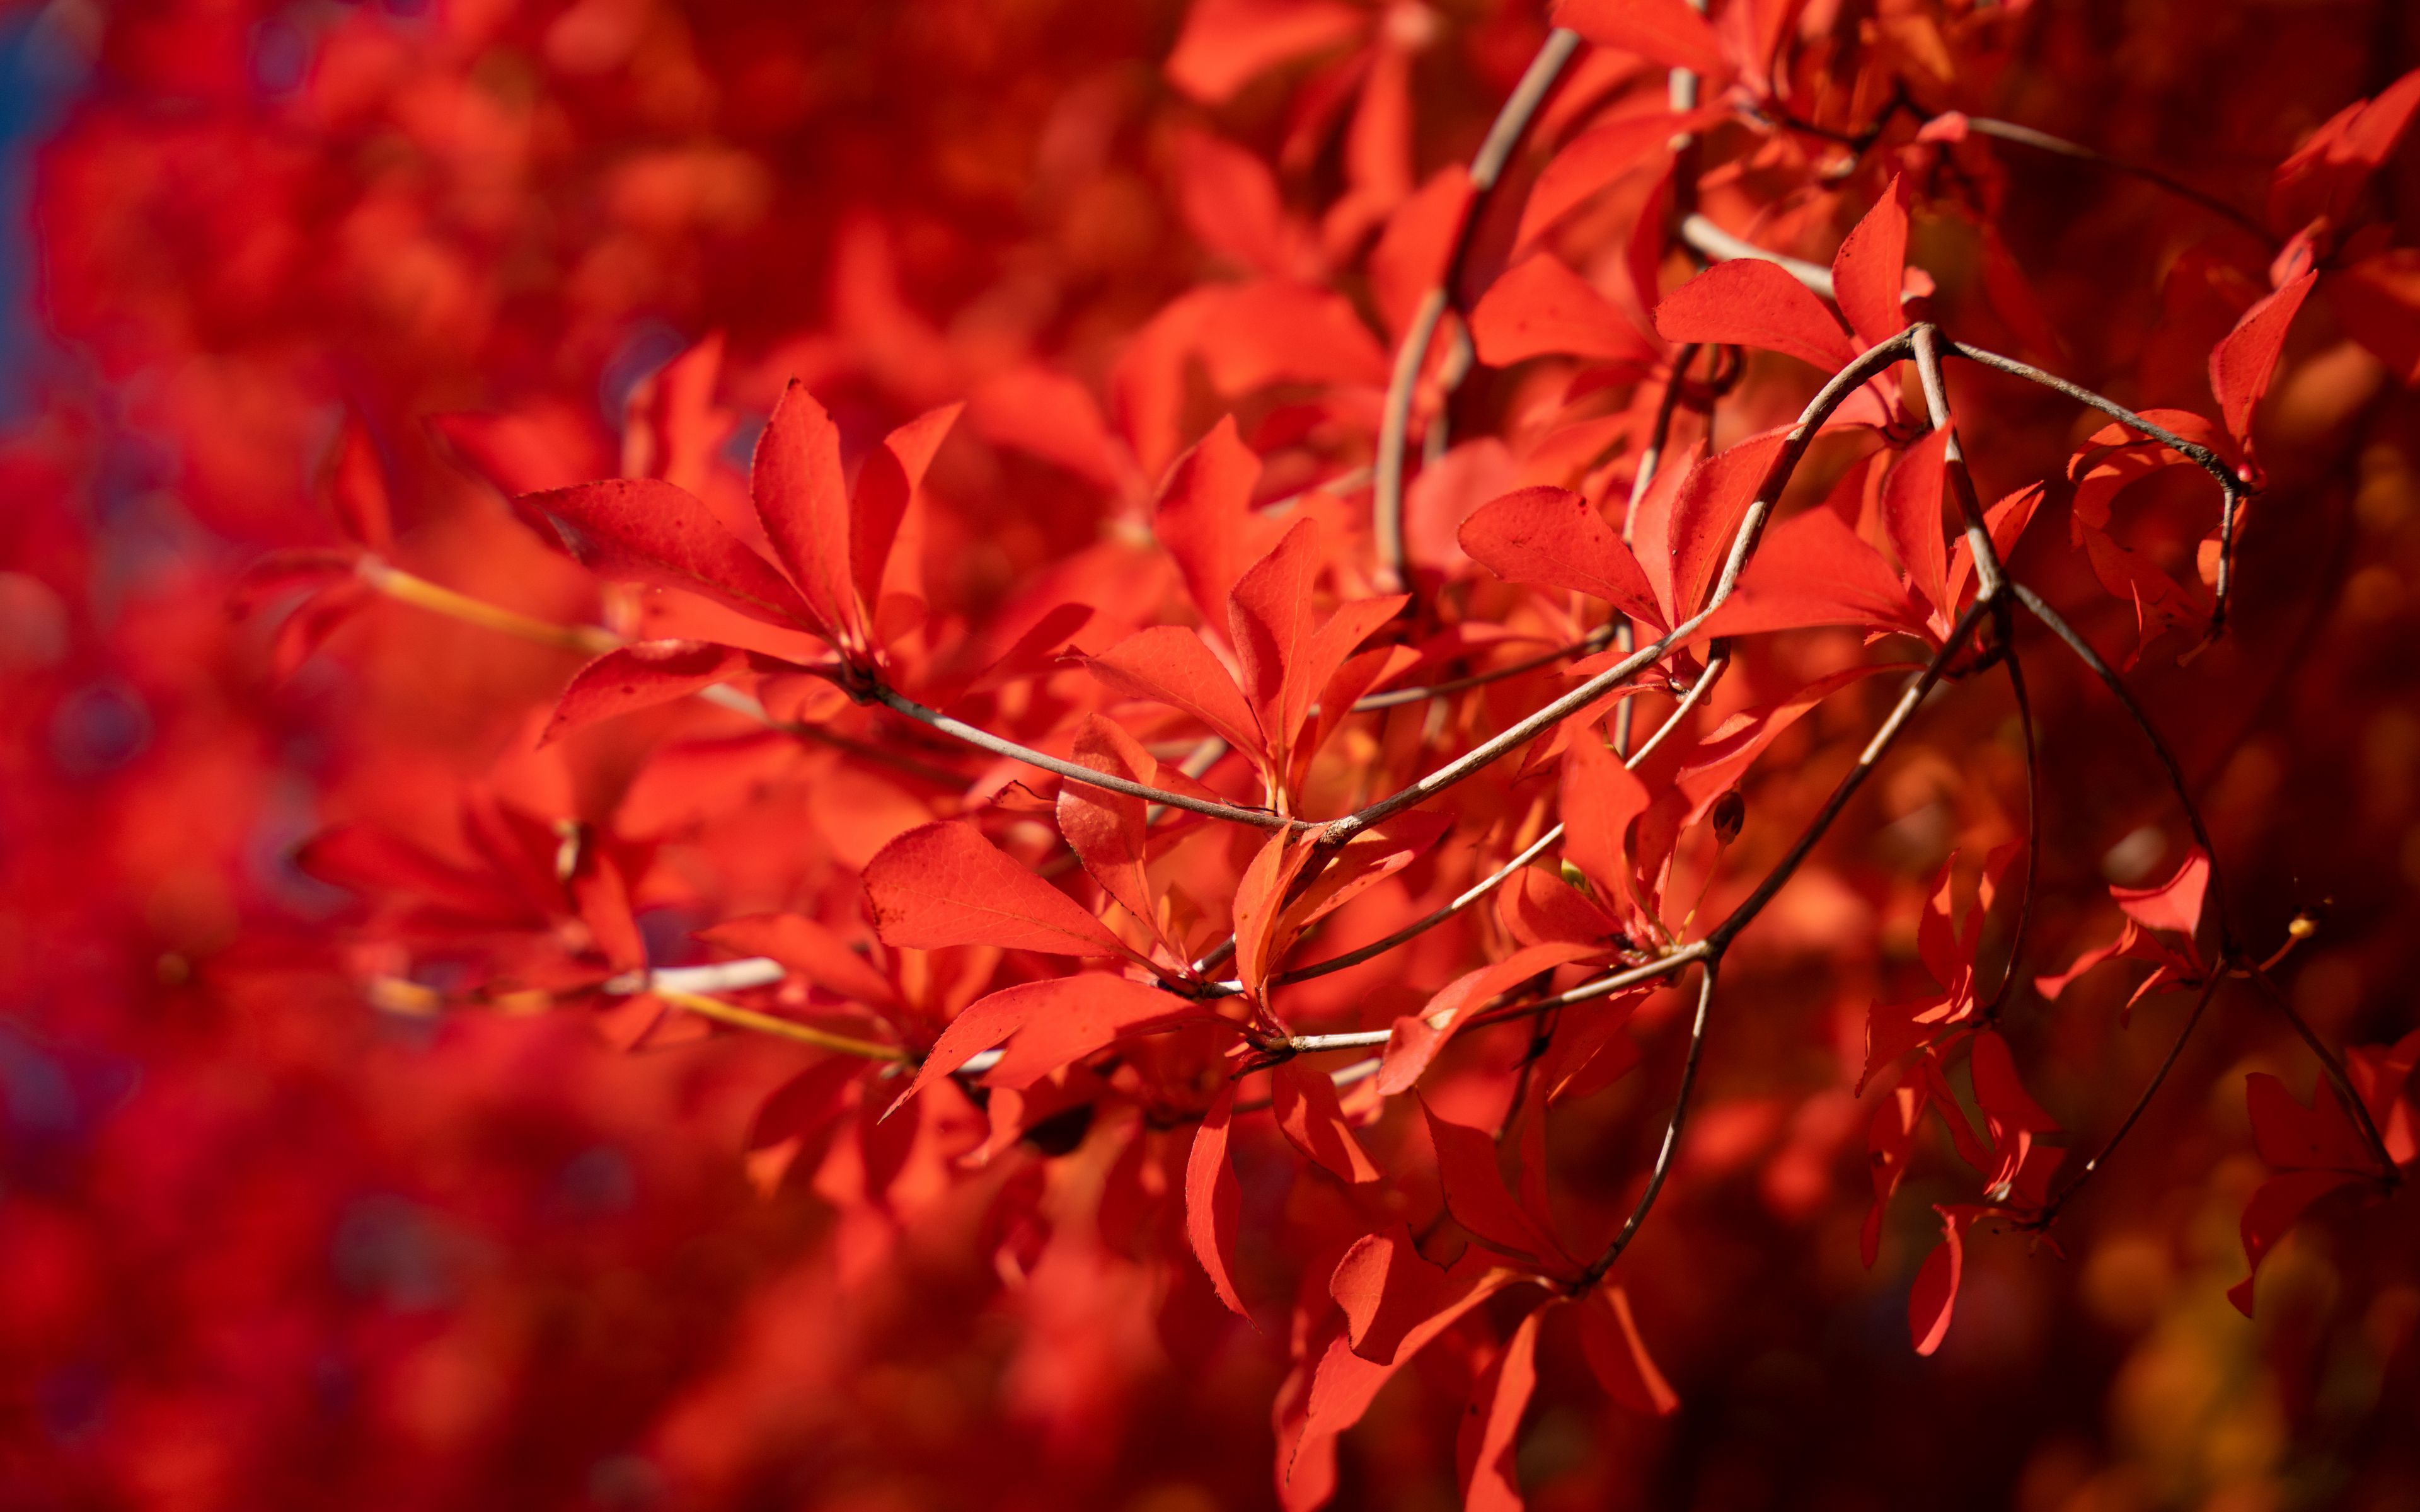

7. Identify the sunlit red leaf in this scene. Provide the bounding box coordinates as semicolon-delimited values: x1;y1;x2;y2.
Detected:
541;640;751;745
1188;1082;1249;1315
1654;259;1858;372
865;820;1128;956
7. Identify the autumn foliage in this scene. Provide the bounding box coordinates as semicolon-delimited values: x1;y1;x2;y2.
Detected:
8;0;2420;1506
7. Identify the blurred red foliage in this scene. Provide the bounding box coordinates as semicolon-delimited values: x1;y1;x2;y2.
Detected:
5;1;2420;1508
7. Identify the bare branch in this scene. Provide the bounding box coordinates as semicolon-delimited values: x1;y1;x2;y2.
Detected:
1707;596;1991;951
655;986;909;1061
1678;213;1838;298
1372;27;1584;588
1330;332;1918;842
2007;583;2235;953
868;685;1310;832
2245;965;2402;1184
1579;958;1719;1285
1961;115;2274;247
2031;971;2223;1228
1979;640;2041;1022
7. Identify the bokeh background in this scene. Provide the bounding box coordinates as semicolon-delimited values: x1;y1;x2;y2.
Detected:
1;2;2417;1509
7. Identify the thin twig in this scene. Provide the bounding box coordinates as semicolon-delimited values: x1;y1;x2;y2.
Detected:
1980;638;2040;1021
1330;332;1919;843
655;986;908;1061
360;558;619;655
1615;347;1702;756
2008;583;2235;953
1707;599;1991;951
1373;28;1583;589
2030;971;2224;1227
1945;340;2249;631
2244;965;2402;1183
1274;656;1727;987
1578;958;1719;1285
1678;214;1840;299
868;685;1308;832
1960;116;2274;248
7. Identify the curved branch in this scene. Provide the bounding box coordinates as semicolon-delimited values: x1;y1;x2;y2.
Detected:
1372;28;1584;589
2007;583;2235;953
869;685;1309;832
1578;958;1719;1286
1678;213;1838;299
1961;115;2274;247
2030;971;2223;1228
1330;331;1918;842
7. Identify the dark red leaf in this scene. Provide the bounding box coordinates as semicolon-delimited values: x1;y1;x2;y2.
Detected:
1577;1284;1680;1416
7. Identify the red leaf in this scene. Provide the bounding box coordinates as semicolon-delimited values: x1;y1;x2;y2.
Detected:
1560;733;1649;917
1908;1205;1977;1355
1301;1256;1523;1470
1228;517;1322;755
522;478;818;632
1086;624;1266;761
1969;1030;2058;1198
1420;1099;1567;1266
967;365;1122;488
695;912;897;1007
748;379;858;643
2227;1169;2363;1317
1459;1303;1547;1512
1155;414;1264;629
1944;482;2045;609
849;401;961;614
1458;486;1665;628
1470;255;1658;368
267;581;371;680
1173;129;1302;281
864;820;1127;956
2112;847;2210;938
1056;715;1161;931
1831;175;1912;352
1165;0;1364;104
2209;270;2317;445
1654;260;1858;372
541;640;750;745
889;973;1223;1113
1553;0;1727;72
1519;112;1709;251
1666;430;1789;620
1234;828;1323;999
328;415;394;553
1882;427;1954;619
1330;1223;1450;1362
1577;1284;1680;1416
1272;1058;1380;1183
1703;504;1930;639
1371;166;1473;338
2246;1072;2380;1174
1188;1082;1249;1315
2334;249;2420;384
1378;943;1599;1096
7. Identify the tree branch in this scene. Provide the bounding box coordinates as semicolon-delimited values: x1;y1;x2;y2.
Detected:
1372;27;1584;589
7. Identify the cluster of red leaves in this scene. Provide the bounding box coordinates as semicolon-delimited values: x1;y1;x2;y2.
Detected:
9;1;2420;1508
